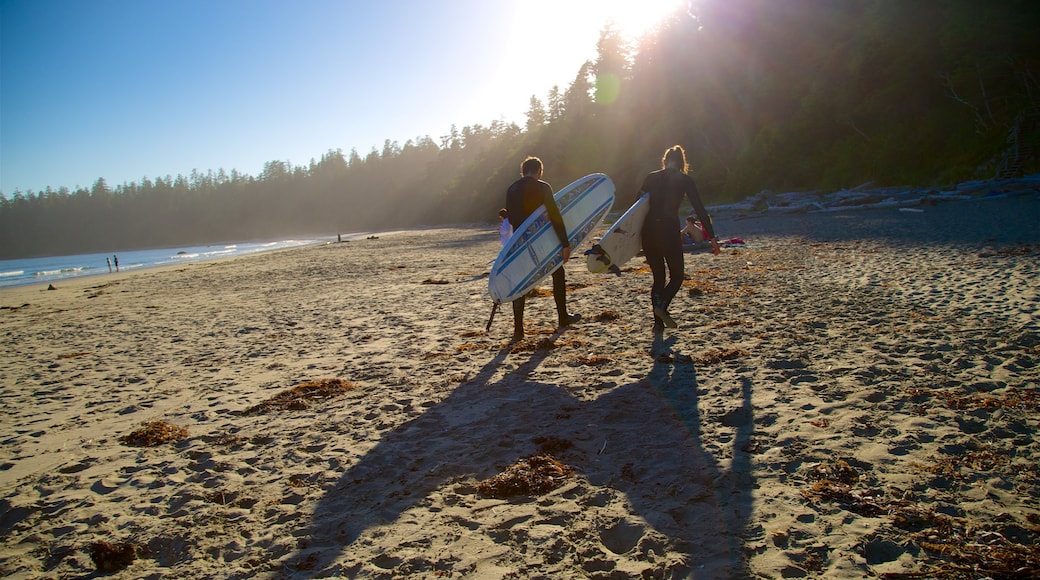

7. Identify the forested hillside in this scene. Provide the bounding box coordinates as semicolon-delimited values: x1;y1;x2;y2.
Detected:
2;0;1038;259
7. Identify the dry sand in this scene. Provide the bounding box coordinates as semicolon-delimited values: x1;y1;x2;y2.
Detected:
1;195;1038;579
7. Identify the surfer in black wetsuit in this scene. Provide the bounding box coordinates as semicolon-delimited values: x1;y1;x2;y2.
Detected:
505;156;581;342
640;145;720;331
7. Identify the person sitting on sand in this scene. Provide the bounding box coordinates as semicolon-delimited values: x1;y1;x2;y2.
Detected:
681;216;706;245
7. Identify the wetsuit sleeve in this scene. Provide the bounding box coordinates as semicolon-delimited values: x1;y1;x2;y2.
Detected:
685;177;716;240
542;183;570;247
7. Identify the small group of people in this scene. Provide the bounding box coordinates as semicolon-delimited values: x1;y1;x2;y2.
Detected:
500;145;720;340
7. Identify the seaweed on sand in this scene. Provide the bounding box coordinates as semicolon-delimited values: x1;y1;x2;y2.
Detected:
119;420;189;447
88;540;137;572
476;454;574;498
692;347;749;365
240;378;356;415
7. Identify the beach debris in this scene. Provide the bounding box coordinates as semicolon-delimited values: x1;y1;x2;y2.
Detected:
684;279;721;295
978;245;1034;258
210;430;246;447
806;459;860;485
655;352;693;364
912;447;1011;480
799;458;1040;578
456;343;487;352
88;540;137;572
906;386;1040;412
240;378;356;415
709;174;1040;216
710;319;752;329
508;334;586;353
692;348;749;365
120;420;189;447
0;303;30;310
800;460;886;516
476;454;574;498
571;353;613;366
593;309;621;322
421;278;450;284
882;508;1040;579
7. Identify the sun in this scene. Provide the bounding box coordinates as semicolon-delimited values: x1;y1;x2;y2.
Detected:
597;0;686;41
521;0;685;44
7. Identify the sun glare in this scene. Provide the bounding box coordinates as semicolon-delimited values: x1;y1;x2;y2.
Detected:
598;0;686;40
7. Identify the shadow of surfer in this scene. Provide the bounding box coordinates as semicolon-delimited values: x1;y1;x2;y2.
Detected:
285;330;754;577
580;333;756;577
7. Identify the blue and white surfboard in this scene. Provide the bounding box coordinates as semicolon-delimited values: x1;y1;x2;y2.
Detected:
489;173;615;304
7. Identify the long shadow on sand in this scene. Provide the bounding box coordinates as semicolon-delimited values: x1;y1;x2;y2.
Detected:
286;330;755;577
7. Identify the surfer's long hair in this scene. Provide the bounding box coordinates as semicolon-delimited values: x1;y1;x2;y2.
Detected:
661;145;689;173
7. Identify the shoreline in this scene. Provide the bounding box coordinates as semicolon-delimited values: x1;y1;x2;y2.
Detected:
0;228;445;292
1;201;1037;578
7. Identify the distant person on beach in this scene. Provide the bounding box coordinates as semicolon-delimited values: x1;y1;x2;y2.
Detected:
106;257;112;273
505;156;580;342
640;145;720;331
498;208;513;246
113;255;119;272
681;216;707;245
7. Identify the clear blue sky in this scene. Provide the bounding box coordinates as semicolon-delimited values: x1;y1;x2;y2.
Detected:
1;0;680;195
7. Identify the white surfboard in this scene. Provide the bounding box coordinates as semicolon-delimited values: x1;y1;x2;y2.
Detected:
489;173;615;304
585;192;649;275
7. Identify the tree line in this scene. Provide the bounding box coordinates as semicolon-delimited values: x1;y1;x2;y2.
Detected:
2;0;1037;259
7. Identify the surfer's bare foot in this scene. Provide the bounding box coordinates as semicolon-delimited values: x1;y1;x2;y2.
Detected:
653;307;678;328
558;313;581;327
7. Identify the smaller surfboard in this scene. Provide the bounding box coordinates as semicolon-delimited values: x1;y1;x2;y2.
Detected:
489;174;615;304
585;192;649;275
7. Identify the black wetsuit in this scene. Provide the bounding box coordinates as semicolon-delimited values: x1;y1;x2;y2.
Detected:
639;168;716;324
505;176;571;334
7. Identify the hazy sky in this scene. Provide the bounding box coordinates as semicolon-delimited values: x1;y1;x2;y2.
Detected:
1;0;683;194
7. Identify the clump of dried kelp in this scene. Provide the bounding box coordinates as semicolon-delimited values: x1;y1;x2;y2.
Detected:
882;508;1040;579
88;540;137;572
800;459;887;517
693;347;749;365
476;454;574;498
684;279;721;295
240;378;356;415
907;386;1040;412
571;354;613;366
801;460;1040;578
119;420;189;447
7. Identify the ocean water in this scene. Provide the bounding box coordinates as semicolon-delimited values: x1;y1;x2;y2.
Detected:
0;238;328;289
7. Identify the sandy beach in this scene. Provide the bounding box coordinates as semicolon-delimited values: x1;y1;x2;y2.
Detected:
1;194;1038;578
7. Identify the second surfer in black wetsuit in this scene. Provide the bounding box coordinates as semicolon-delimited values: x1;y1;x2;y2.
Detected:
640;145;720;331
505;156;581;342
